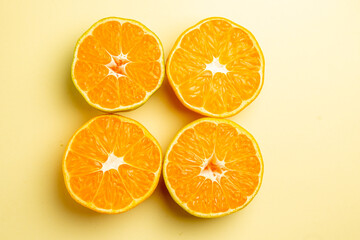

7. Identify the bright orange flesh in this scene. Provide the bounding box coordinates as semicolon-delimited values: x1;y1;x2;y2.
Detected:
167;17;264;117
163;118;263;218
63;115;162;213
72;17;165;112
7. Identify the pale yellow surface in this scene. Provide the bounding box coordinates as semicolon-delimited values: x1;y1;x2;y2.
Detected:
1;0;360;239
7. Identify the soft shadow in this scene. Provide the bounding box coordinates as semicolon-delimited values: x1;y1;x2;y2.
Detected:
57;161;102;217
157;177;194;219
162;78;202;121
55;46;101;217
150;79;217;220
156;79;207;220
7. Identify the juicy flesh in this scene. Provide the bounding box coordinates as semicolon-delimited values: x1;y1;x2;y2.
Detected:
169;19;262;115
74;20;162;109
166;121;261;214
65;116;161;211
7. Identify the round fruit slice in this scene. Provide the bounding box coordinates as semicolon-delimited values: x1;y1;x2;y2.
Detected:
72;17;165;112
63;115;162;214
163;118;263;218
166;17;264;117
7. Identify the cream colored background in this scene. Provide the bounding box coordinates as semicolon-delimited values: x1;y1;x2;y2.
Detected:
1;0;360;239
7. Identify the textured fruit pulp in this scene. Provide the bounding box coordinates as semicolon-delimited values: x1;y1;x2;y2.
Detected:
74;20;162;109
65;116;161;210
166;121;261;214
169;19;262;115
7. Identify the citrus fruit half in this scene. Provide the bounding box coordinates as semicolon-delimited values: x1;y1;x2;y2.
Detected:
166;17;264;117
63;115;162;214
163;118;263;218
72;17;165;112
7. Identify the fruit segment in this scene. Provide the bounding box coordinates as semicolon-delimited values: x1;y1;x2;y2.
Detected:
65;151;102;176
187;179;213;213
169;48;207;85
212;181;229;213
69;171;103;202
200;19;232;58
118;165;155;199
92;21;122;56
92;170;133;210
77;35;111;64
74;61;109;91
87;75;120;109
126;62;162;91
70;128;108;162
174;175;205;202
124;137;161;172
121;22;145;54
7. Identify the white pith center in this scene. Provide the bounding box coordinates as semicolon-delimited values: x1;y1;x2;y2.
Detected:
106;53;129;78
199;153;227;182
205;57;229;75
101;153;125;172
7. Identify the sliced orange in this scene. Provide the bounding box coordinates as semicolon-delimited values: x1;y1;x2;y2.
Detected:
63;115;162;214
163;118;263;218
72;17;165;112
166;17;264;117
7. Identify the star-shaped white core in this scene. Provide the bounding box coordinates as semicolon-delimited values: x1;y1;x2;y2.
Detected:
205;57;229;75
